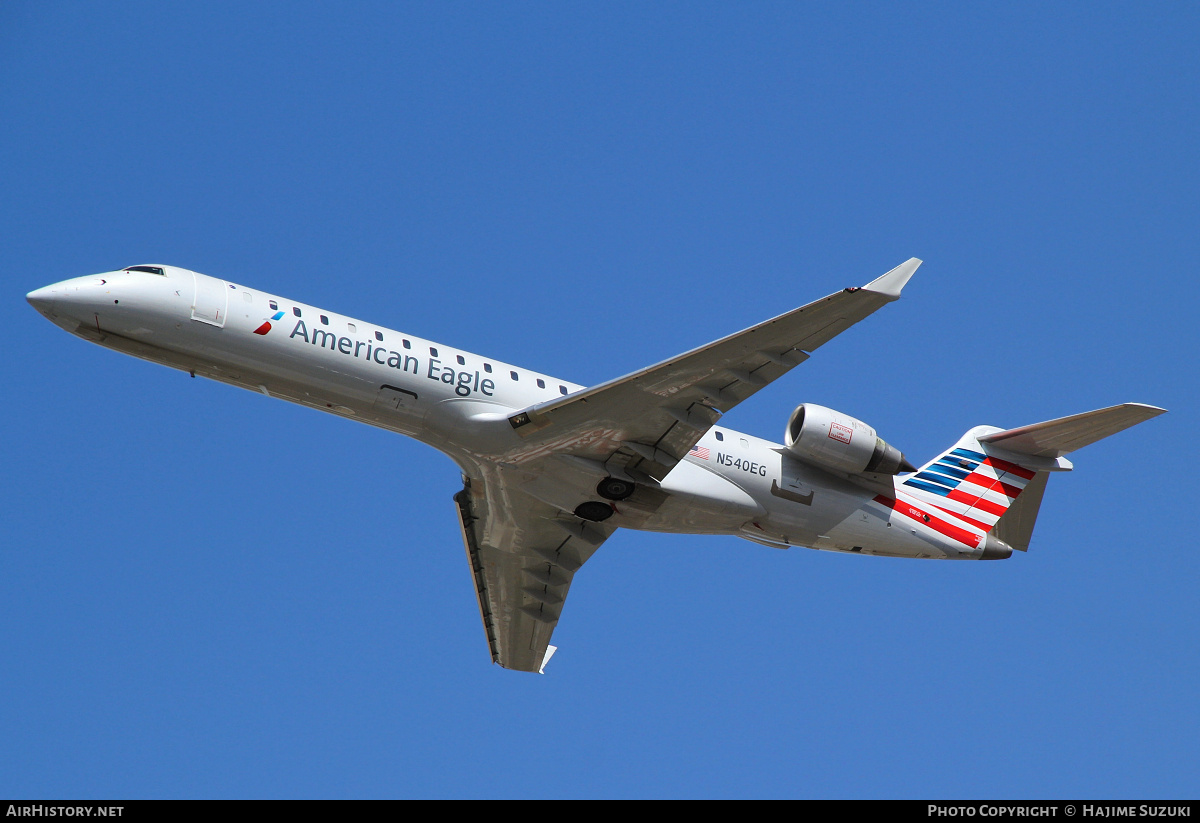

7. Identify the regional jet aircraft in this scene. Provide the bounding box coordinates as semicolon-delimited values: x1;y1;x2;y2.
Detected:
26;260;1165;672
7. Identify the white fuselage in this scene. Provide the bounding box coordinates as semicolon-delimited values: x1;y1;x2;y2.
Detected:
27;265;993;561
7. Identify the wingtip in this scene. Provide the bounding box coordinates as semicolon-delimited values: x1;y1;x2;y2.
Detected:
1122;403;1168;419
862;257;922;301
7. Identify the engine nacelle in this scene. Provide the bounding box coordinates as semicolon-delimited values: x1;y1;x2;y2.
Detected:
784;403;915;475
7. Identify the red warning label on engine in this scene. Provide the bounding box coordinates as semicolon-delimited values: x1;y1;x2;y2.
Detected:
828;422;853;444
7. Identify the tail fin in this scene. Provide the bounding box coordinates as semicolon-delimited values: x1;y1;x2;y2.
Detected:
900;404;1165;551
901;435;1043;538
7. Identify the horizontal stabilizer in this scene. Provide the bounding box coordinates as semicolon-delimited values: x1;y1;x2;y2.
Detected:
978;403;1166;458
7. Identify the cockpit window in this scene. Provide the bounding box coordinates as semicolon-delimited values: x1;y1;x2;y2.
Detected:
124;266;164;276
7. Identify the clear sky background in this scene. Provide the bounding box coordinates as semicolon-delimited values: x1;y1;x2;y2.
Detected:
2;2;1197;799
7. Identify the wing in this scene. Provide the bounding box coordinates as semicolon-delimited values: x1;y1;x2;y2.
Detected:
454;463;616;673
503;259;921;480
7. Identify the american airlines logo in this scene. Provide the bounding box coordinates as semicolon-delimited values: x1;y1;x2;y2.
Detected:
253;311;285;335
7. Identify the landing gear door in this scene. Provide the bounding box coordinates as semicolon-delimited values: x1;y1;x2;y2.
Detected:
191;272;229;327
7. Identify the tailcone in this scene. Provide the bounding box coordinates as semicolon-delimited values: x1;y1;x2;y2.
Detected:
979;533;1013;560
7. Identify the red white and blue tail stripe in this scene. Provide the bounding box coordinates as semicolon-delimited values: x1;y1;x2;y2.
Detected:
900;439;1037;532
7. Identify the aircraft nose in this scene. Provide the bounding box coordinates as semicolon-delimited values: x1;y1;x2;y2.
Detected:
26;284;59;314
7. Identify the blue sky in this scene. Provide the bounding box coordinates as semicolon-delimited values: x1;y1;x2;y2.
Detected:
2;2;1198;799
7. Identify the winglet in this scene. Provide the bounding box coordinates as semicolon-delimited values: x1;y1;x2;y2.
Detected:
538;644;558;674
862;258;922;301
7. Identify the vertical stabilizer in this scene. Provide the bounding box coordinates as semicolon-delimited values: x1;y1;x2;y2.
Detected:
900;430;1042;534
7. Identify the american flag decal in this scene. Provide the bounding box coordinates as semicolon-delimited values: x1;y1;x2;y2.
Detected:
689;444;710;460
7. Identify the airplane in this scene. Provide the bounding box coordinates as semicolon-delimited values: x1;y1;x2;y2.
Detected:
26;259;1165;673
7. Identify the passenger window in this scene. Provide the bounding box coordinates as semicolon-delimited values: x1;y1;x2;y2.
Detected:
510;371;519;381
715;431;724;442
269;300;278;311
347;323;356;333
320;315;329;325
430;347;438;357
403;339;411;349
456;355;465;365
375;331;383;341
483;363;492;373
559;385;568;396
293;307;302;317
537;379;546;389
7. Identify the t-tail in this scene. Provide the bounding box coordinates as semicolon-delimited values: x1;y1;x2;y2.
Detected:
898;403;1166;558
